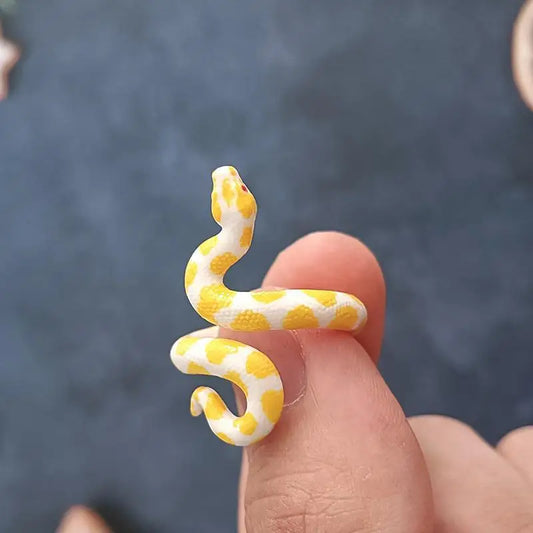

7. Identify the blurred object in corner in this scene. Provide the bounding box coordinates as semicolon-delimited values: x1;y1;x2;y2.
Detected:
513;0;533;111
0;21;20;101
0;0;16;15
56;506;112;533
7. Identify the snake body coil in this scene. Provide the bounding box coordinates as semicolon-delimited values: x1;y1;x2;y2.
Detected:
170;166;367;446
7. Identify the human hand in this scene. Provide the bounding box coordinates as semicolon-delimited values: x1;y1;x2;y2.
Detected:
223;232;533;532
58;232;533;533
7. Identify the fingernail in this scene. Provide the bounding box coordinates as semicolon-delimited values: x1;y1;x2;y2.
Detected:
56;506;111;533
222;328;307;415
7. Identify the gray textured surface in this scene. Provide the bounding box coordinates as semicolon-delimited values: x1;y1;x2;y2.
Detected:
1;1;532;531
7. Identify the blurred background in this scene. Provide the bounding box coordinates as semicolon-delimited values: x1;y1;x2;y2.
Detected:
1;0;532;531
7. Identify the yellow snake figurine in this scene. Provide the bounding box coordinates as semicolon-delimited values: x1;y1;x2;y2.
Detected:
170;166;367;446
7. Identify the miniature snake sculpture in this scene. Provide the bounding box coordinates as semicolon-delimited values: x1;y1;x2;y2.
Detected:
170;166;367;446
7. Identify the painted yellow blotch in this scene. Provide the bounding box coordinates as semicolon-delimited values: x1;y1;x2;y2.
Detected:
234;412;258;435
236;188;256;219
196;284;235;324
174;336;200;356
224;370;248;395
261;390;283;424
216;432;234;444
302;289;337;307
228;166;237;176
187;362;209;375
206;339;239;364
251;290;285;304
328;305;359;331
246;350;277;379
210;252;238;276
211;192;222;223
222;178;235;207
199;235;218;255
204;392;227;420
282;305;319;329
184;261;197;289
240;226;253;248
231;310;270;331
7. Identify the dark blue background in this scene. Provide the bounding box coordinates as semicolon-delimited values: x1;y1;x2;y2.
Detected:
1;1;532;531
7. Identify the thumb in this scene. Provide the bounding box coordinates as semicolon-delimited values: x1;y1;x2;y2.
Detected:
224;232;432;533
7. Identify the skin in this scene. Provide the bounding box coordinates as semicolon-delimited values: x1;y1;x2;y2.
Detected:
512;0;533;111
58;232;533;533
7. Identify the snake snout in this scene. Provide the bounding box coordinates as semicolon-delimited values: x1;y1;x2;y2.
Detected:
212;165;239;183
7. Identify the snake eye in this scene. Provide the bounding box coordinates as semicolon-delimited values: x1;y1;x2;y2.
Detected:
241;185;248;192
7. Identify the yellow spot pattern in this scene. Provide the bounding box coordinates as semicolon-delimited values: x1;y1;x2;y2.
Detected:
240;226;253;248
187;362;209;375
282;305;319;329
222;178;235;207
204;392;226;420
228;166;237;176
224;370;248;395
246;350;277;378
261;390;283;424
236;188;256;219
211;192;222;223
206;339;239;364
196;284;235;323
251;290;285;304
174;336;200;355
210;252;238;275
234;412;258;436
231;310;271;331
302;289;337;307
328;306;359;331
199;235;218;255
184;261;197;289
216;432;234;445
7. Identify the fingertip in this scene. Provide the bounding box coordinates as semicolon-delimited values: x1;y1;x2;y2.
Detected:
264;231;386;362
56;506;111;533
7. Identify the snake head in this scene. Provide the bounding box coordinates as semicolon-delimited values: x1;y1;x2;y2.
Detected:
211;166;257;225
